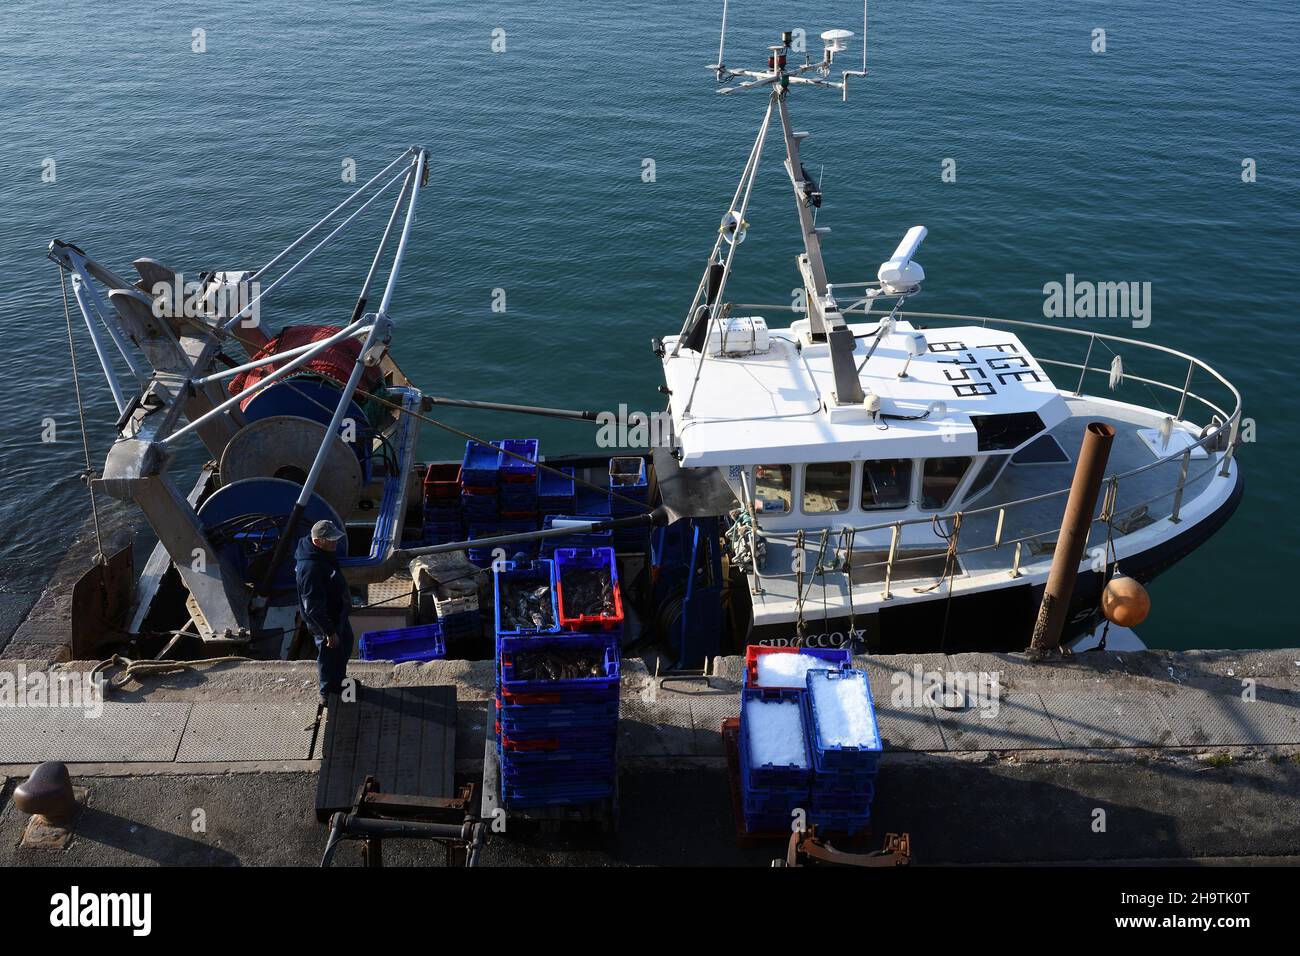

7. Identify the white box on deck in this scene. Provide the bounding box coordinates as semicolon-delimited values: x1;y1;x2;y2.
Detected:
705;316;770;356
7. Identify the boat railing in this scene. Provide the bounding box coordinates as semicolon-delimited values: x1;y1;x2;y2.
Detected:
752;310;1243;593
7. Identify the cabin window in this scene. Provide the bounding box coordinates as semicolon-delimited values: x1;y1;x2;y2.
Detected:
964;454;1008;501
861;459;912;510
921;456;972;510
803;462;852;513
752;464;792;514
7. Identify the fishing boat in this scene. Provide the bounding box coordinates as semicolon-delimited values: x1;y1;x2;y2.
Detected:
45;10;1242;670
652;18;1244;655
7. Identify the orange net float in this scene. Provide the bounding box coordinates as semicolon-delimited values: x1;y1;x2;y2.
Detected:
1101;574;1151;628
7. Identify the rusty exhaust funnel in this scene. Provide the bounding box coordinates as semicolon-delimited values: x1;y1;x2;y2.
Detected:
1027;422;1116;658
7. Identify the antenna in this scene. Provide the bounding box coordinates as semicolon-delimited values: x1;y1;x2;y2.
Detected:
838;0;869;100
709;0;729;78
711;1;870;101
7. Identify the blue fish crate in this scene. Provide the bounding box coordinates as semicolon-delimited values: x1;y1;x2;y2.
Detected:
497;726;618;761
501;779;615;809
461;493;499;520
739;687;813;793
502;758;613;779
438;609;480;640
501;768;616;798
742;784;808;817
809;778;875;810
745;646;851;689
804;669;883;775
493;558;561;639
462;441;502;486
500;748;616;779
554;546;623;632
496;695;619;735
496;494;538;515
498;744;618;774
498;438;539;483
466;524;503;565
359;623;446;664
537;466;575;511
498;633;620;702
424;504;461;523
610;498;647;517
573;480;612;517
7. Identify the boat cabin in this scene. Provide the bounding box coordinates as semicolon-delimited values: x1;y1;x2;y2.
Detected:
662;315;1070;540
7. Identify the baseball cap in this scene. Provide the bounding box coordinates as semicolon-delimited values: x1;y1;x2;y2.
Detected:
311;519;345;542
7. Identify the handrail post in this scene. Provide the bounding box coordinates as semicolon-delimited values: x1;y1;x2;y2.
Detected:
1075;334;1095;396
1175;359;1194;421
993;507;1006;548
1218;415;1241;477
1010;541;1022;578
1170;446;1192;522
881;523;900;600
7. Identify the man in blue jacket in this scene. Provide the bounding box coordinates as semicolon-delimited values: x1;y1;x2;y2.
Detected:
295;520;354;703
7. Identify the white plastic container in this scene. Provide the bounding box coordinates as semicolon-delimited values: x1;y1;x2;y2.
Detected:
705;316;770;356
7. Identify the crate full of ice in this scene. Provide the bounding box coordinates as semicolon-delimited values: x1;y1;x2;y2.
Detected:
805;669;882;774
739;687;811;793
746;645;849;689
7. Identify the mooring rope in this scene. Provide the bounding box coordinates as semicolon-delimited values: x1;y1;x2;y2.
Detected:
840;527;858;649
913;512;964;654
89;654;252;693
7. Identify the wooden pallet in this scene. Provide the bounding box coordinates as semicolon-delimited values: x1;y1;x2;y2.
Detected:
315;683;457;823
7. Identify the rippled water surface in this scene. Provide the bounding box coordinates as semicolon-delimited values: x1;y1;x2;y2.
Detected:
0;1;1296;647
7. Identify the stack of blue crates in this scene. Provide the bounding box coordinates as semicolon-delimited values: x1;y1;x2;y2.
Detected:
462;441;502;566
736;652;877;836
608;457;649;552
803;669;880;835
573;476;611;518
493;554;622;809
498;438;540;519
466;523;502;568
422;463;464;545
738;687;812;833
537;466;575;517
422;504;463;545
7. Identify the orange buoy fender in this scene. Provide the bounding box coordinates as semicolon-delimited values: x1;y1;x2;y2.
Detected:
1101;574;1151;628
